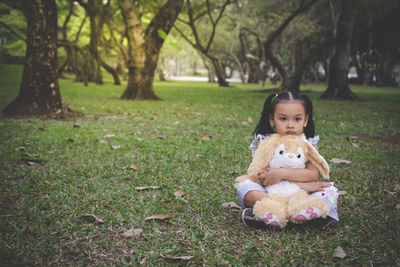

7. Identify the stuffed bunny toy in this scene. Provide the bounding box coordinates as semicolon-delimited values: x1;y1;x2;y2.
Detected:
235;134;330;228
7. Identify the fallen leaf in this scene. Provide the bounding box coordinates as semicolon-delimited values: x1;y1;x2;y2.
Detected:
122;228;143;238
330;158;352;164
156;134;166;139
110;145;121;150
241;121;249;125
17;146;25;151
383;189;397;196
145;214;171;221
135;186;160;191
351;142;360;148
202;135;211;140
81;214;104;224
338;191;347;196
73;123;80;128
346;136;359;141
248;117;253;122
160;254;194;261
174;190;186;198
395;204;400;211
139;257;147;265
221;202;241;210
333;246;346;259
394;184;400;192
27;161;39;166
104;134;115;138
338;121;345;126
129;163;138;171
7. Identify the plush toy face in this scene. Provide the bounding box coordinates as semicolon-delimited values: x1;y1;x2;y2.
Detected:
269;143;306;169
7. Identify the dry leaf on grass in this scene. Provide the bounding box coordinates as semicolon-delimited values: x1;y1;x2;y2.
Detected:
27;161;39;166
338;191;347;196
129;163;138;171
160;250;194;261
174;190;186;198
346;136;359;141
145;214;171;221
122;228;143;238
135;186;160;191
351;142;360;148
221;202;241;210
333;246;346;259
330;158;352;164
160;254;194;261
394;184;400;192
383;189;397;196
73;123;80;128
81;214;104;224
104;134;115;138
110;145;121;150
202;135;211;140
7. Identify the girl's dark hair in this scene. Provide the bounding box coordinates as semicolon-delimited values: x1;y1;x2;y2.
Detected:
254;91;315;139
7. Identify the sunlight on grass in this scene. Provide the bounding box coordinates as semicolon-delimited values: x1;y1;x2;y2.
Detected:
1;64;399;265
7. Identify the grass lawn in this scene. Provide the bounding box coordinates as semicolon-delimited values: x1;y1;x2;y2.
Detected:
1;64;399;265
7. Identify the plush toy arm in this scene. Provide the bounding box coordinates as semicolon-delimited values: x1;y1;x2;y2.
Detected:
303;141;330;179
246;134;279;175
235;134;279;185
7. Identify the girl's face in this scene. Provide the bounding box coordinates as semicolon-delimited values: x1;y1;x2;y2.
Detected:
269;100;309;136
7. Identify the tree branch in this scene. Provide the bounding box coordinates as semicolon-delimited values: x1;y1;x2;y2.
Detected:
264;0;320;48
0;21;25;42
205;0;231;53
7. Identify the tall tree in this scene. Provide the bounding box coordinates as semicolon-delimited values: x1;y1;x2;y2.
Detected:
1;0;64;117
321;0;358;100
174;0;233;87
263;0;320;92
119;0;184;100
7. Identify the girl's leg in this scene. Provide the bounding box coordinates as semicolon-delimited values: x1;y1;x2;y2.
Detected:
244;190;268;208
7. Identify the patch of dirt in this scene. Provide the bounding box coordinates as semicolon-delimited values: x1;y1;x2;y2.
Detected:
353;132;400;145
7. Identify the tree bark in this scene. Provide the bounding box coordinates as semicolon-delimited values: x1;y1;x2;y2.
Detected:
120;0;183;100
321;0;358;100
2;0;64;117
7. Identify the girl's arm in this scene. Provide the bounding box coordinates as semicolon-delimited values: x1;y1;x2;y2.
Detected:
257;161;319;186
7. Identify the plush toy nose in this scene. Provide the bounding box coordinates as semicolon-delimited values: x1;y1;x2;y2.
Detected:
288;154;294;159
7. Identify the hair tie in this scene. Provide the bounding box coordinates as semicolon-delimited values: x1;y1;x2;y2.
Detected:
272;93;279;102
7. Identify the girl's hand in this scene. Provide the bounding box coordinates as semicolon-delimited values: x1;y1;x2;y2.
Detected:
296;181;332;193
257;167;282;186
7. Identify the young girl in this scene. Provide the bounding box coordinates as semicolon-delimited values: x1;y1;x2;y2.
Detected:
237;91;339;228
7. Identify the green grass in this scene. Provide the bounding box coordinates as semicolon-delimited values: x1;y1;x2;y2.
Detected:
1;64;399;265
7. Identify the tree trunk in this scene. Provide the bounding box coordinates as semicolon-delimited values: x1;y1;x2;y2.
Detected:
321;0;358;100
99;59;121;85
239;29;260;84
210;56;229;87
263;0;319;91
120;0;183;100
2;0;64;117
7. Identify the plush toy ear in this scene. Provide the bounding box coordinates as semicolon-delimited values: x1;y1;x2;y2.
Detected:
246;134;281;176
303;141;330;179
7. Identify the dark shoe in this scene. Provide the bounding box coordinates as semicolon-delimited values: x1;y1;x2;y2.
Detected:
241;208;265;229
